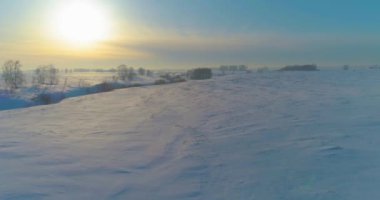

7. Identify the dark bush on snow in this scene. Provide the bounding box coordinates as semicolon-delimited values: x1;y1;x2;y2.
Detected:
170;76;186;83
257;66;269;73
33;92;65;105
188;68;212;80
95;82;114;93
160;73;187;83
279;64;318;71
130;83;143;87
154;79;167;85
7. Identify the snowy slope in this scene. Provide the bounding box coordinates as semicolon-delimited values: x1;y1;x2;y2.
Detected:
1;71;380;199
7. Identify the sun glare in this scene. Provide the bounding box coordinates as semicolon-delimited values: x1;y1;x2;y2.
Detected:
51;1;111;46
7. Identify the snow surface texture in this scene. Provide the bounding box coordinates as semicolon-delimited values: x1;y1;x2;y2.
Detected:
0;71;379;199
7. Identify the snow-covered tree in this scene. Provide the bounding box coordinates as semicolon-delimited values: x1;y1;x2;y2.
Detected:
219;65;228;74
116;65;128;81
34;65;59;85
138;67;146;76
2;60;25;91
127;67;136;80
146;70;153;77
238;65;247;71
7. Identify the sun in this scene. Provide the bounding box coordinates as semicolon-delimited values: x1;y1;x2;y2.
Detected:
51;1;111;46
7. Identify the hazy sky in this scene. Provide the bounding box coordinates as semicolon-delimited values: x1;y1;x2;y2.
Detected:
0;0;379;69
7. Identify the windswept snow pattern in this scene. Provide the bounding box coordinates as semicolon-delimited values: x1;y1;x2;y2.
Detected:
0;71;379;199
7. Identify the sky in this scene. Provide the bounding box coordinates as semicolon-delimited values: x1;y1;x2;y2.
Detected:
0;0;380;69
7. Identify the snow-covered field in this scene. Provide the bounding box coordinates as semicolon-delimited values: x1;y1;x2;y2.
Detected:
0;70;380;199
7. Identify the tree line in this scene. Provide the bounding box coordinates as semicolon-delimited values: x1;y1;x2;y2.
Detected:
219;65;248;74
0;60;154;92
114;65;153;81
